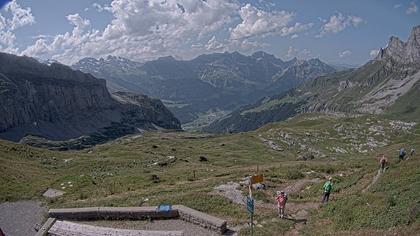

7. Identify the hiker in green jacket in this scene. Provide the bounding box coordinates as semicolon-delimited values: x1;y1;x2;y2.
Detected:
321;177;333;203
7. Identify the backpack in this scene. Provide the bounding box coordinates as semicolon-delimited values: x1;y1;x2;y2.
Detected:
324;181;332;192
277;194;287;206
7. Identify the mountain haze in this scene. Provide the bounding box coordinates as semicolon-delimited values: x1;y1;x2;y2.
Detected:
72;52;336;125
205;25;420;133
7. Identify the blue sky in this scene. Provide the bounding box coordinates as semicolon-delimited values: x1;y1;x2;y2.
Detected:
0;0;418;65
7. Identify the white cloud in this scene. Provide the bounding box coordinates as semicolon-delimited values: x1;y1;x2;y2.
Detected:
92;3;112;13
4;0;35;30
92;3;104;12
338;50;352;58
0;15;6;31
406;2;418;14
205;36;224;51
230;4;293;40
0;0;35;52
230;4;312;40
285;46;312;59
369;49;380;58
318;13;364;37
17;1;316;64
291;34;298;39
394;4;402;9
21;0;240;64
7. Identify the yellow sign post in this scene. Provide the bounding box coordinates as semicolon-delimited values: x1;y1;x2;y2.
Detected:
250;174;264;185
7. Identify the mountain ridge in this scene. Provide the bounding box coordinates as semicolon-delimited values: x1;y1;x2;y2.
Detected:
204;25;420;133
72;51;336;125
0;52;181;147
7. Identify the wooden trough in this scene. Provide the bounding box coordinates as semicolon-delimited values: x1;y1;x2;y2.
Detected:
36;205;227;236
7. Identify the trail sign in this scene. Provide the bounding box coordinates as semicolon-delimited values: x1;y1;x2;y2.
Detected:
246;196;254;214
250;174;264;184
247;196;255;236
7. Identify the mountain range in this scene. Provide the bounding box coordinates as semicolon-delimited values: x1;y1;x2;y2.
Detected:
0;53;180;149
204;25;420;133
72;51;336;125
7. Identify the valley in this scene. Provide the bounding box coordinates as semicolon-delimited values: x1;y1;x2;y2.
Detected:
72;52;336;126
0;1;419;234
206;26;420;134
1;113;419;235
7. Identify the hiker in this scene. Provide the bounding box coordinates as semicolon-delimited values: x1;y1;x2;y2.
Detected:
410;148;416;158
276;190;288;218
398;148;406;161
321;177;333;204
379;154;387;173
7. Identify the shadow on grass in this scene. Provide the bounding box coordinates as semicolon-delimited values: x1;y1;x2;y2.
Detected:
284;216;307;224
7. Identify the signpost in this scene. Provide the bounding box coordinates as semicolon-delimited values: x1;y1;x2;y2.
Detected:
247;194;254;235
247;173;263;236
250;174;264;185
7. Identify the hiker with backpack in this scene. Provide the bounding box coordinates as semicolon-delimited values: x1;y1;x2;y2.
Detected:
398;148;407;161
276;190;288;218
321;177;333;204
379;154;387;173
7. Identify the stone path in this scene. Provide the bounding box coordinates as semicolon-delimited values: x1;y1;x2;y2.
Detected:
0;201;47;236
362;170;382;193
211;182;245;205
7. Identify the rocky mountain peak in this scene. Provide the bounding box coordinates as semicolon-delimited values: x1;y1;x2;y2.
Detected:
406;25;420;63
378;25;420;64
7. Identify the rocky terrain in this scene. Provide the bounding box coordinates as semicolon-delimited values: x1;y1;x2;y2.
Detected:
1;112;419;236
0;52;180;148
205;25;420;133
72;51;336;125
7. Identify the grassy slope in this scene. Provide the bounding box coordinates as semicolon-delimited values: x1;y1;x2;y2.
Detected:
1;113;419;235
385;79;420;122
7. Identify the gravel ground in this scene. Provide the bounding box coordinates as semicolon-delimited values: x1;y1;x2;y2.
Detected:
79;219;220;236
0;201;47;236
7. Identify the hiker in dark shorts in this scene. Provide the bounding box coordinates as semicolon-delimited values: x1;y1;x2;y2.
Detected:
379;154;387;173
322;177;333;204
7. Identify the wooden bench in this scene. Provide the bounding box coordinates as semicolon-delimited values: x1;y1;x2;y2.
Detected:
48;205;227;234
49;206;178;220
48;220;184;236
173;205;227;234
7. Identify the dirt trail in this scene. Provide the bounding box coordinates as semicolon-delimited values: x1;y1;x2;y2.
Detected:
212;178;322;235
362;170;382;193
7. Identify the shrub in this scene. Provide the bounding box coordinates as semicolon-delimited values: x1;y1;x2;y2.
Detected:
286;169;304;180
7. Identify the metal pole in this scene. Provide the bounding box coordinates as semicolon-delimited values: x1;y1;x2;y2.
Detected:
251;213;254;236
249;184;253;236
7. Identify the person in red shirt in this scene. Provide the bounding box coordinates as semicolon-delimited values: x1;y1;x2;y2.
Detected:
379;154;387;173
276;190;288;218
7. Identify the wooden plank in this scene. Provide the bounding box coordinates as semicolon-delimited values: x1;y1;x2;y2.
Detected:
34;218;56;236
173;205;227;233
48;220;184;236
49;207;178;220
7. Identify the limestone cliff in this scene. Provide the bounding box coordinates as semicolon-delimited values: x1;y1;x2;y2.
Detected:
0;53;181;144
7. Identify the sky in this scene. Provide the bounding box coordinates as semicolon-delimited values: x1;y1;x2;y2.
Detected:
0;0;418;65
